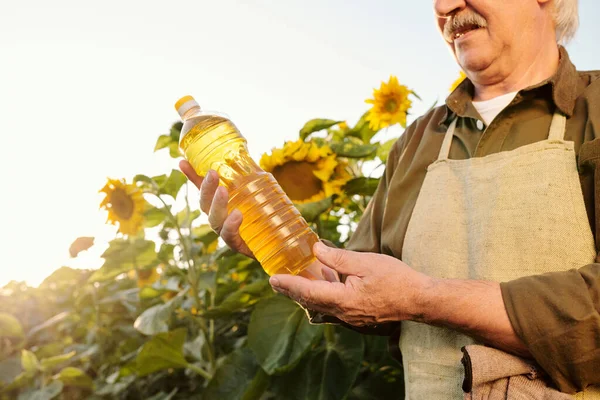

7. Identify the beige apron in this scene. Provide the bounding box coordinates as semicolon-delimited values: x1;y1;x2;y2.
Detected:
400;112;600;399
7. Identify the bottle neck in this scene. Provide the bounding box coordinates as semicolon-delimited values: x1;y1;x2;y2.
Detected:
181;105;202;121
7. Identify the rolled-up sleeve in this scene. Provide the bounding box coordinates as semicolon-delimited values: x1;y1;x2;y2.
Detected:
500;264;600;393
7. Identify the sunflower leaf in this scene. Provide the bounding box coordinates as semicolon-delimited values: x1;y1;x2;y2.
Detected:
299;119;343;141
376;138;398;164
89;239;157;283
168;142;182;158
203;280;273;319
169;122;183;141
144;207;167;228
343;177;380;197
154;135;173;152
135;329;189;377
0;313;24;339
159;170;187;199
330;141;378;159
176;208;201;227
346;111;380;144
53;367;93;389
294;197;333;222
133;291;185;336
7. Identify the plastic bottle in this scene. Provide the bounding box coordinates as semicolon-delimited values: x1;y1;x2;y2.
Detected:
175;95;323;279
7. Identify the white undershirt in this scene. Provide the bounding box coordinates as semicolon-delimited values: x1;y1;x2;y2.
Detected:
472;91;518;126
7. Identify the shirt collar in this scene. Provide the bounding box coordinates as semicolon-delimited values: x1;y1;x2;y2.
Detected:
441;46;580;126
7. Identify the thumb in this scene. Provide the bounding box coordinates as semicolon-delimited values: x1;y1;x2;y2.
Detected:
313;242;364;276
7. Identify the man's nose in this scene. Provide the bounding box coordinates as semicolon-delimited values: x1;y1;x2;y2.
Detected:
434;0;466;18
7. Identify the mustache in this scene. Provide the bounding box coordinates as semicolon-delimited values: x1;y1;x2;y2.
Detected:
443;10;488;42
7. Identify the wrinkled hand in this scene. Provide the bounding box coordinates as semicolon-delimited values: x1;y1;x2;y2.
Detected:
179;160;254;259
270;242;433;327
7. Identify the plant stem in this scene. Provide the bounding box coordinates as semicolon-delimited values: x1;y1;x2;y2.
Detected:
186;362;212;380
324;325;335;344
154;194;194;269
194;317;216;369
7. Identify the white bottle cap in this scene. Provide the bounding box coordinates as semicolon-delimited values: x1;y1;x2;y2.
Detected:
175;95;200;118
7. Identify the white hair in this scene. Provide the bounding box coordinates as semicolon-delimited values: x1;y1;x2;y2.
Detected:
553;0;579;43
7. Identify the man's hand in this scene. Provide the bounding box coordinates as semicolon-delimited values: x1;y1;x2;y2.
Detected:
179;160;254;259
270;241;432;326
271;242;529;355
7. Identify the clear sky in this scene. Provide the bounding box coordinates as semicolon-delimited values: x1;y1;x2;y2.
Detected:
1;0;599;286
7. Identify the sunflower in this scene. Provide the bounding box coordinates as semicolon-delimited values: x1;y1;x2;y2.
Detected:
99;178;145;235
450;71;467;92
135;268;160;288
260;139;352;204
365;76;413;131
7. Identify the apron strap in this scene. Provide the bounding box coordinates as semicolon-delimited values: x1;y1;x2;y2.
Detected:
438;117;458;161
438;112;566;161
548;112;567;141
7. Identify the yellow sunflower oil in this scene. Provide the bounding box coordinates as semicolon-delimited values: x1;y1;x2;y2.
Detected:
175;95;322;279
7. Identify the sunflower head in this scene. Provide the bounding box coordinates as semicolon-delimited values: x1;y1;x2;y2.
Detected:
260;139;352;204
365;76;413;131
450;71;467;92
136;268;160;288
99;178;146;235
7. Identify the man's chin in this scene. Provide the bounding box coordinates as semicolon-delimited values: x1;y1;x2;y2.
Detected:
456;47;493;74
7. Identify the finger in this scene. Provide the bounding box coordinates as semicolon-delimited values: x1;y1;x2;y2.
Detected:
269;274;343;311
179;160;204;189
313;242;365;276
221;209;254;258
200;170;219;214
207;186;229;233
321;266;340;282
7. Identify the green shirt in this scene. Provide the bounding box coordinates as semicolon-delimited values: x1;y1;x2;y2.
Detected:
346;46;600;393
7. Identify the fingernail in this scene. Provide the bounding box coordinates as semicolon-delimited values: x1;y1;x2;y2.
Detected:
269;276;280;288
205;171;213;183
315;242;330;255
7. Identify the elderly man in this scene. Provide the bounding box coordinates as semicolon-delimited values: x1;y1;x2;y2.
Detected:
181;0;600;398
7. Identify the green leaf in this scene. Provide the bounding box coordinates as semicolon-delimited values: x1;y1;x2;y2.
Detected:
17;380;63;400
176;208;201;227
154;135;173;152
53;367;93;389
133;291;184;336
133;174;154;185
0;313;24;339
346;112;380;144
168;142;181;158
40;351;76;371
299;119;343;141
330;141;378;159
204;280;273;319
21;350;39;373
144;207;167;228
26;312;70;339
248;295;324;375
376;138;397;164
343;178;380;197
272;327;364;400
192;225;219;251
0;356;22;385
135;328;189;377
89;239;157;283
146;389;178;400
169;121;183;141
295;197;333;222
160;169;187;198
204;348;267;400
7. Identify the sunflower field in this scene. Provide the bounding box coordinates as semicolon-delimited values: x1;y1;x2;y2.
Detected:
0;77;420;400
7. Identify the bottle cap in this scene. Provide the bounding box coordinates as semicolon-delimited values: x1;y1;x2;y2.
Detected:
175;95;200;118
